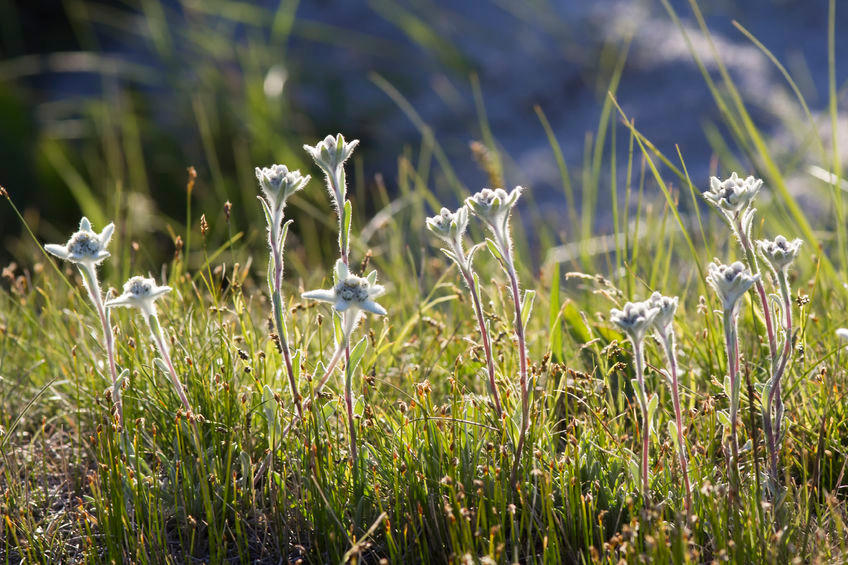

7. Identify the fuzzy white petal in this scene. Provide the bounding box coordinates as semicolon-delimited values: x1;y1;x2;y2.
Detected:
361;299;387;316
44;244;70;260
302;289;336;303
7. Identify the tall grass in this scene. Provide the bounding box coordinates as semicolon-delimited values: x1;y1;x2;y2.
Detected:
2;1;848;563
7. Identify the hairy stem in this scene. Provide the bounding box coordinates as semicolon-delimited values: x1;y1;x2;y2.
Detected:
736;220;777;362
344;343;357;467
632;340;650;498
267;218;304;422
723;309;742;498
501;241;530;488
662;333;692;515
79;264;123;427
459;266;503;420
765;271;793;487
147;314;193;416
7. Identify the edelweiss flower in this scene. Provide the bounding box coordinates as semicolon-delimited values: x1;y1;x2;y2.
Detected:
706;261;760;314
302;259;386;317
106;276;172;318
704;172;763;216
610;300;660;344
304;133;358;178
45;217;115;267
647;292;678;336
756;235;802;274
255;164;310;211
426;206;468;248
465;187;522;234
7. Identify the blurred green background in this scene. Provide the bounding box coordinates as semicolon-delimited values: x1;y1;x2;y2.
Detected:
0;0;845;268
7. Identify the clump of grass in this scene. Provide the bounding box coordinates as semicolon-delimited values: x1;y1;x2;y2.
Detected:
3;4;848;562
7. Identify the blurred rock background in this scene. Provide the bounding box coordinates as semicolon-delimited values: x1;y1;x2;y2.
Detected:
0;0;845;264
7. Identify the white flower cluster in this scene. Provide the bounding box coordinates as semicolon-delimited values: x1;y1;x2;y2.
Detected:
756;235;802;274
302;259;386;317
106;276;172;319
706;260;760;315
255;164;309;213
45;217;114;267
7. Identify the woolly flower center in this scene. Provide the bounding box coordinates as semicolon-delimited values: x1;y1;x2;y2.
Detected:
433;210;453;228
127;278;154;297
335;277;371;303
262;165;291;188
475;190;496;206
68;232;102;258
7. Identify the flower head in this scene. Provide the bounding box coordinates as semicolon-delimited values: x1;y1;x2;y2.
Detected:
756;235;802;274
304;133;358;175
704;172;763;216
106;276;172;318
426;206;468;248
45;217;115;267
706;261;760;314
465;187;522;234
647;292;678;337
255;164;309;211
610;300;660;345
302;259;386;317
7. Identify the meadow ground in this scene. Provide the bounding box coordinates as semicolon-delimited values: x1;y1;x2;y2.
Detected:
3;1;848;564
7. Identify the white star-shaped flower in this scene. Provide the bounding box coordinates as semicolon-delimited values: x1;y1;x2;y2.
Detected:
465;186;522;235
703;172;762;217
706;261;760;314
303;133;359;177
105;276;172;318
45;217;115;267
302;259;386;317
255;164;309;212
426;206;468;248
647;292;678;336
756;235;802;274
610;300;660;344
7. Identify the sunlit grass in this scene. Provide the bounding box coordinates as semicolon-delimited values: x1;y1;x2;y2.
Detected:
2;0;848;563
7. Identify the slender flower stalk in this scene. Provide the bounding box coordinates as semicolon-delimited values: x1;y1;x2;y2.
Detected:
426;206;502;418
706;261;760;494
466;187;530;485
45;217;123;427
256;164;310;424
611;301;660;498
304;134;358;266
648;292;692;514
756;235;802;491
301;259;387;464
303;134;369;467
105;276;192;416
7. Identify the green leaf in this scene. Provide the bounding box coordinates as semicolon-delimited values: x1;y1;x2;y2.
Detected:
717;410;731;429
667;420;679;445
341;199;353;256
291;349;301;387
521;289;536;329
647;393;658;432
485;238;504;263
258;196;274;228
627;458;640;486
154;358;169;375
348;336;368;376
561;301;592;344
